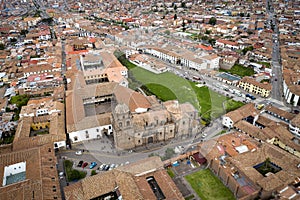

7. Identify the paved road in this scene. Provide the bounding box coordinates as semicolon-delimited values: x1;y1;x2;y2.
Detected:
268;0;283;102
57;117;224;166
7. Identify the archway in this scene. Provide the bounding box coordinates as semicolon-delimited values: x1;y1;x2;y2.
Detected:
148;137;154;144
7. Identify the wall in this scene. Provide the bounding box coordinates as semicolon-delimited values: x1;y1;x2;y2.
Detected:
3;162;26;186
69;124;113;143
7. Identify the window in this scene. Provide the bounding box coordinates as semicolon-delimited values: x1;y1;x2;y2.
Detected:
128;138;131;140
85;130;88;134
74;136;78;141
170;130;172;133
127;121;130;126
138;140;141;143
96;129;99;132
86;133;89;139
109;126;112;129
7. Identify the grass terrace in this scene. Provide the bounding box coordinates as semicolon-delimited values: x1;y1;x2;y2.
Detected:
185;169;235;200
115;51;244;122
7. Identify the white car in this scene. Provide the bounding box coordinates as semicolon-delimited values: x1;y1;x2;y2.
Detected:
201;133;207;138
75;150;82;155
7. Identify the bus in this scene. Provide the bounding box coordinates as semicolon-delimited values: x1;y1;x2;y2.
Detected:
192;76;201;80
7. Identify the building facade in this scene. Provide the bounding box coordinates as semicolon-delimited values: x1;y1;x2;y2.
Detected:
238;77;271;97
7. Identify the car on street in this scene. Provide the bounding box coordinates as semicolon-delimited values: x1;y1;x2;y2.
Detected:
77;160;84;167
109;164;116;170
82;162;88;169
75;150;82;155
90;162;97;169
201;133;207;138
104;164;110;171
98;164;105;171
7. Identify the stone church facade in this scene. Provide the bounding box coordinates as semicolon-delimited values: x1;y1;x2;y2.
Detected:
112;99;200;150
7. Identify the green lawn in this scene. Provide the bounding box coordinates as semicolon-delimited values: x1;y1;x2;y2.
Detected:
257;61;271;68
130;67;199;109
185;169;235;200
116;51;244;122
10;94;30;121
144;83;177;101
220;64;254;77
166;168;176;178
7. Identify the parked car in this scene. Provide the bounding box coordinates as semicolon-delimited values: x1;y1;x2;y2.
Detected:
90;162;97;169
75;150;82;155
201;133;207;138
77;160;84;167
98;164;105;171
109;164;116;170
104;164;110;171
82;162;88;169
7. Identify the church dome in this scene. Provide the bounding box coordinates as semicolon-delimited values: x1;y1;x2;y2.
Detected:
115;103;130;114
166;100;181;114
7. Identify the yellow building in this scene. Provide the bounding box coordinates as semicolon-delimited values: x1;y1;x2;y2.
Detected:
238;77;272;97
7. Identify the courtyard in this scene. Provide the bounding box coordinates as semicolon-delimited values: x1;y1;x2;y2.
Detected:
185;169;235;200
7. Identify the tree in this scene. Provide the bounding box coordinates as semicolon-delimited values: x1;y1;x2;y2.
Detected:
242;46;254;55
20;30;29;36
182;20;186;32
0;43;5;50
205;29;211;35
174;4;177;10
91;170;97;176
10;38;17;43
208;17;217;25
208;38;216;46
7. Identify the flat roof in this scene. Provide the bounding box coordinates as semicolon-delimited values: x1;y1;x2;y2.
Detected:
216;72;241;81
5;172;26;186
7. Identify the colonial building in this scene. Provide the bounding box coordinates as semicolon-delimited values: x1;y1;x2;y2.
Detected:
238;77;272;97
15;98;66;150
66;77;200;149
112;98;200;150
79;51;128;87
64;156;184;200
283;69;300;107
290;114;300;138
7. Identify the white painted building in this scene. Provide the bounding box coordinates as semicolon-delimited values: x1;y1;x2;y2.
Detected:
69;124;113;143
144;48;179;64
222;116;234;128
289;114;300;137
3;162;26;186
181;57;208;71
283;80;300;107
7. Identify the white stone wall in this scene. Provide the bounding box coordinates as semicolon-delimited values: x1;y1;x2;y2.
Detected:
69;125;113;143
3;162;26;186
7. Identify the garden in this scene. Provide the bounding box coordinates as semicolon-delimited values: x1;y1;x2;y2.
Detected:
185;169;235;200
